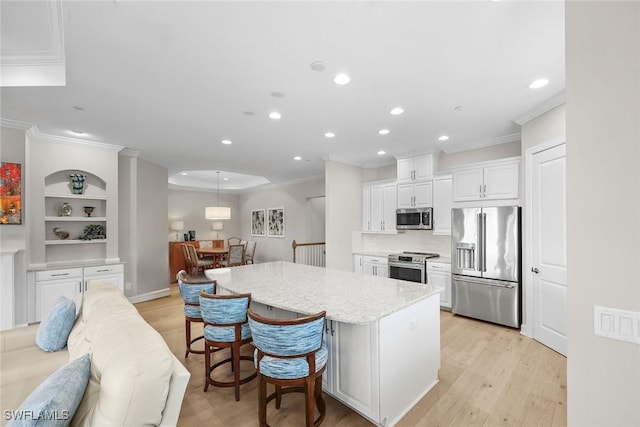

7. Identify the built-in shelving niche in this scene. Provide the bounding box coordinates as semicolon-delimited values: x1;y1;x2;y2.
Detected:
43;170;108;263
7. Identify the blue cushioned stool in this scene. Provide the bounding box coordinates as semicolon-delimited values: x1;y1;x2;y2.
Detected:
200;290;257;401
177;270;216;358
248;308;327;427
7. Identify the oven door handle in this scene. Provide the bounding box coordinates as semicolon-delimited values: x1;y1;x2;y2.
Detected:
388;262;424;270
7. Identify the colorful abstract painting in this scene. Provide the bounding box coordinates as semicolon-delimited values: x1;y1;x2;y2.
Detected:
0;162;22;224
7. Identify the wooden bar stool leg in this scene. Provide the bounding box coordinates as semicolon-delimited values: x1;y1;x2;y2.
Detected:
233;342;241;401
275;385;282;409
305;377;314;427
204;341;211;392
185;318;191;358
259;375;268;427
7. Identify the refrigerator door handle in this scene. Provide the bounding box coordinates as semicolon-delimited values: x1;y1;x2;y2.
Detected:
480;213;487;272
476;213;483;272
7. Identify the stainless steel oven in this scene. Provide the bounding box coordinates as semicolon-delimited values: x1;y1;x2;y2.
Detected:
388;252;439;283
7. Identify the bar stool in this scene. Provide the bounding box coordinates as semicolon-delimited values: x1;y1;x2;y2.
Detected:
199;290;257;401
247;308;327;427
176;270;216;358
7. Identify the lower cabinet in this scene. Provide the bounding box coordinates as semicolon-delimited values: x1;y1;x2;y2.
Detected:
250;301;299;319
322;294;441;426
360;255;389;278
30;263;125;322
427;262;452;309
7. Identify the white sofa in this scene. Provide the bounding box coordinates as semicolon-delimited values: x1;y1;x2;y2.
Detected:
0;282;190;426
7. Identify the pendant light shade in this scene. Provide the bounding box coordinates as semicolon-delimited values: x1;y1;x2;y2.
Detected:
205;171;231;220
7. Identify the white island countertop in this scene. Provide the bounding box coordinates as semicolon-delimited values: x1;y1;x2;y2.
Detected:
206;261;441;325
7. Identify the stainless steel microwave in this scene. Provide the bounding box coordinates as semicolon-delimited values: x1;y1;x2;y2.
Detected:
396;207;433;230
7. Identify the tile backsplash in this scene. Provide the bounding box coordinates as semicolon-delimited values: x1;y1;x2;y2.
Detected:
353;230;451;256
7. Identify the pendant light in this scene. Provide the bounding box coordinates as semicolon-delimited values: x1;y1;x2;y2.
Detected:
205;171;231;220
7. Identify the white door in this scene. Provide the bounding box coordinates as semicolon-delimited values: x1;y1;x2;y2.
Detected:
530;143;567;355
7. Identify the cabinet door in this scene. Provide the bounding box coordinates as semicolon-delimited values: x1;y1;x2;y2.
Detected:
363;263;377;276
376;264;389;278
428;271;451;308
433;176;453;235
362;186;372;231
397;184;414;208
413;154;433;181
332;321;380;421
370;185;384;232
452;168;484;201
86;274;123;292
353;255;364;273
396;158;415;184
322;320;335;392
483;163;519;200
413;181;433;207
382;184;397;231
36;279;82;320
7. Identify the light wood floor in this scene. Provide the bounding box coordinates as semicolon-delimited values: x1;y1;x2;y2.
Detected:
135;286;566;427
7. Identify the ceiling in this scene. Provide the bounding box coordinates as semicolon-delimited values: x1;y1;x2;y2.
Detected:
0;1;565;191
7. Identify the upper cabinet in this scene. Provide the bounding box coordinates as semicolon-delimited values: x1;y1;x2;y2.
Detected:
452;158;520;202
396;153;433;184
397;181;432;208
362;180;397;233
432;174;453;235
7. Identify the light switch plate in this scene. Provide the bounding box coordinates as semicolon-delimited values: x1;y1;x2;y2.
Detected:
594;306;640;344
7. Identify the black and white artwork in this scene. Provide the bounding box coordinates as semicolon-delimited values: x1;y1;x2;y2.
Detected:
267;207;285;237
251;209;265;236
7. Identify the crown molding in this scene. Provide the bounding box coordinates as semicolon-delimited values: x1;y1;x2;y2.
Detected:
26;126;124;152
0;118;33;131
322;154;395;170
441;133;521;154
514;90;566;125
119;149;140;158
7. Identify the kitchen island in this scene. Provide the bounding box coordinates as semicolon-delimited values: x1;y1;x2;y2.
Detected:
206;261;441;427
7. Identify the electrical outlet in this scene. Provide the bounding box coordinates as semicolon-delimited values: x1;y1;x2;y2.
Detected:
125;282;132;290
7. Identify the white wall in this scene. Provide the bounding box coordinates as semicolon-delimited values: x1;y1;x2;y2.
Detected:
325;160;362;271
438;141;521;171
238;178;325;263
168;188;240;243
119;154;169;297
566;2;640;425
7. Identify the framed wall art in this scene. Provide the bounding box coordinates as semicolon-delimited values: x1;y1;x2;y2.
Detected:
267;207;285;237
251;209;265;236
0;162;22;225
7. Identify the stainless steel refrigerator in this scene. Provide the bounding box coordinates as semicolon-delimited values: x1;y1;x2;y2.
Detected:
451;206;521;328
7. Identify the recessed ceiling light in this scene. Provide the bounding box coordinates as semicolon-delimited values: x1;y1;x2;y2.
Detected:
72;106;85;111
269;112;282;120
243;111;255;116
181;172;188;176
378;129;390;135
223;177;229;181
528;78;549;89
221;139;232;145
438;135;449;141
333;73;351;85
377;150;386;155
310;61;326;71
270;91;284;98
294;156;302;161
390;107;404;115
454;105;464;111
325;132;335;138
70;130;85;135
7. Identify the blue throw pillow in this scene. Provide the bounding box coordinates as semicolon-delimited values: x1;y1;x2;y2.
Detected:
7;353;91;427
35;296;76;352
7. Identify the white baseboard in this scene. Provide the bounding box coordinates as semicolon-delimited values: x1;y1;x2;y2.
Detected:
128;288;171;304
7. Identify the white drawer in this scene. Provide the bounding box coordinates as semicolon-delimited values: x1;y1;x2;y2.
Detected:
363;256;388;265
36;268;83;281
84;264;124;277
427;262;451;272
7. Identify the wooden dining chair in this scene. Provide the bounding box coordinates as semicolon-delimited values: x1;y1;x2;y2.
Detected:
219;244;246;267
228;237;242;246
245;241;257;264
187;244;214;274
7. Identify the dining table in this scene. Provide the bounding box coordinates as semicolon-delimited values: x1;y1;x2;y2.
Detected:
196;247;229;268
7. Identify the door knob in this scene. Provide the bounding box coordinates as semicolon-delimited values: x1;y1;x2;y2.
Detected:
531;267;540;274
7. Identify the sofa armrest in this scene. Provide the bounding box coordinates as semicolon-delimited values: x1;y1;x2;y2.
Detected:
158;355;191;427
0;324;39;353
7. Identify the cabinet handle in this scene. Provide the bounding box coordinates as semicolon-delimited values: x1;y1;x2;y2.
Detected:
96;269;110;272
79;282;82;293
84;281;88;291
51;273;70;277
325;319;330;334
330;320;335;336
483;184;487;197
479;185;483;197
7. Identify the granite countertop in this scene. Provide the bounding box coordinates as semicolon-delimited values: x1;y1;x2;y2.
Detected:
207;261;441;325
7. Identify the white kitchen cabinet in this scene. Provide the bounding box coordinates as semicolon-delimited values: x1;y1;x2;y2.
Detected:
432;175;453;235
452;158;519;202
250;301;298;319
427;261;451;308
353;255;364;274
362;256;388;278
397;181;432;208
362;181;396;233
396;154;433;184
84;264;124;291
35;268;83;320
